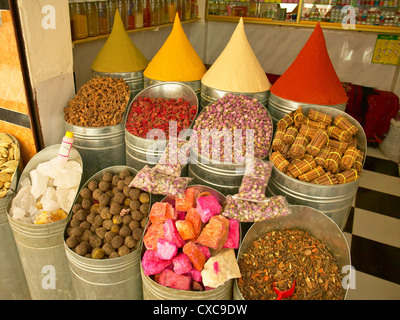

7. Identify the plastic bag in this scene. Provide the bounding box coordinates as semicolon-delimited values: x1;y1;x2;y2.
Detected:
379;115;400;163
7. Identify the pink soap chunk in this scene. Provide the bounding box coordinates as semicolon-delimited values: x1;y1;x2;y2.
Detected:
163;218;186;248
177;211;186;220
156;239;178;260
187;267;202;282
196;195;222;223
197;245;211;259
172;253;192;274
141;250;172;276
159;269;191;291
223;219;240;249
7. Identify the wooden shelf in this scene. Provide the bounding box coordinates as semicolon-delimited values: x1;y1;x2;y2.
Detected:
72;18;201;45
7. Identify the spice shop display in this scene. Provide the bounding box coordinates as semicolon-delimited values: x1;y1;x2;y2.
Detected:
65;168;150;259
141;186;241;292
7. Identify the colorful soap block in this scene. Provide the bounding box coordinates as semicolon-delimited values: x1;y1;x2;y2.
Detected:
159;269;191;291
172;253;192;274
175;220;196;240
188;267;202;282
175;187;196;212
149;202;177;224
196;195;222;223
196;215;230;250
163;218;186;248
185;208;203;239
141;249;172;276
143;222;164;250
197;245;211;259
223;219;240;249
156;239;178;260
182;241;206;271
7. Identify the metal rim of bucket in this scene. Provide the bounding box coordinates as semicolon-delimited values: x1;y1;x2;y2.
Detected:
6;145;83;231
233;204;351;300
140;184;240;299
144;76;201;95
92;70;145;87
63;165;150;263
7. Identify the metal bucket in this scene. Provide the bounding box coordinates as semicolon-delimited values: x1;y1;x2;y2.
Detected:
233;205;351;300
267;92;347;128
0;134;30;300
125;82;198;174
92;70;145;101
144;76;201;102
65;120;126;185
200;83;270;111
266;106;367;230
64;166;148;300
7;144;83;300
140;185;234;300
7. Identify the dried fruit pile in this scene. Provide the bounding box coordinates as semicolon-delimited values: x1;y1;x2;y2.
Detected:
0;133;20;198
271;107;364;185
237;229;346;300
141;187;241;291
125;97;197;139
64;76;130;127
65;169;150;259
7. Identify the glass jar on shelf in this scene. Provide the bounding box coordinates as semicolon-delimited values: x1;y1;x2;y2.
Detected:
150;0;159;26
86;0;99;37
134;0;144;28
98;0;110;34
168;0;176;22
185;0;191;19
70;0;88;40
117;0;128;29
143;0;151;27
109;0;118;31
176;0;182;19
127;0;135;29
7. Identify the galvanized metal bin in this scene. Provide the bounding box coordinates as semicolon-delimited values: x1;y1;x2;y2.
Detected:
266;106;367;230
64;166;148;300
125;82;198;174
233;205;351;300
140;185;235;300
0;134;30;300
200;83;270;111
144;76;201;103
92;70;145;101
7;145;83;300
267;92;346;128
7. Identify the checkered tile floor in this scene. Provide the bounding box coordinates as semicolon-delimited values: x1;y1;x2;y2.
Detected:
343;147;400;300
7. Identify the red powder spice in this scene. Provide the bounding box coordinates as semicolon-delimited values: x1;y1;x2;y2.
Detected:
270;23;348;106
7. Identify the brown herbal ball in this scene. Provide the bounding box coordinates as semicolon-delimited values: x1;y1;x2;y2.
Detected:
81;198;92;210
119;225;131;238
123;197;131;207
95;227;107;240
118;245;130;257
139;192;150;204
130;200;141;212
92;247;105;259
81;229;93;242
72;203;82;214
117;179;125;191
113;192;125;204
112;215;123;225
129;188;140;200
100;207;112;220
102;172;113;182
123;186;132;197
69;218;80;228
86;212;96;224
119;169;131;180
140;203;150;215
129;220;140;231
110;202;122;215
109;251;119;259
131;210;143;221
92;189;103;201
90;224;97;233
111;235;124;249
112;175;121;186
98;193;111;206
102;242;114;256
99;180;110;192
112;186;119;195
132;228;143;241
74;209;87;221
124;235;136;249
89;235;102;248
90;204;101;215
140;217;148;228
88;180;98;191
104;231;118;243
122;214;132;225
124;175;134;186
70;226;83;237
80;221;91;231
103;219;113;231
94;215;104;228
110;224;120;234
66;236;79;249
75;242;88;256
80;187;92;199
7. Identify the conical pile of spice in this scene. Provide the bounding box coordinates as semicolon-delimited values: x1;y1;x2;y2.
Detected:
270;23;347;106
91;10;148;73
143;14;206;82
201;18;270;93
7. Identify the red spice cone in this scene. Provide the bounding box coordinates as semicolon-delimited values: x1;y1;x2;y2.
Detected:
270;23;348;105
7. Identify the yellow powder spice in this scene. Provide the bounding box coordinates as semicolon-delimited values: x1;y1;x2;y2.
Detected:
143;13;206;82
201;18;271;93
91;10;148;73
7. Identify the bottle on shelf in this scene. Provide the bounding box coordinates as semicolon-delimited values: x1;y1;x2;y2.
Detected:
70;0;88;40
169;0;176;22
127;0;135;29
86;0;99;37
143;0;151;27
135;0;144;28
57;131;74;167
150;0;159;26
163;0;170;24
98;0;110;35
108;0;118;32
117;0;129;29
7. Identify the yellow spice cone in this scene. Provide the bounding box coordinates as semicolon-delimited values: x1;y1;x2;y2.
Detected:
91;9;148;73
201;18;270;93
143;13;206;81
